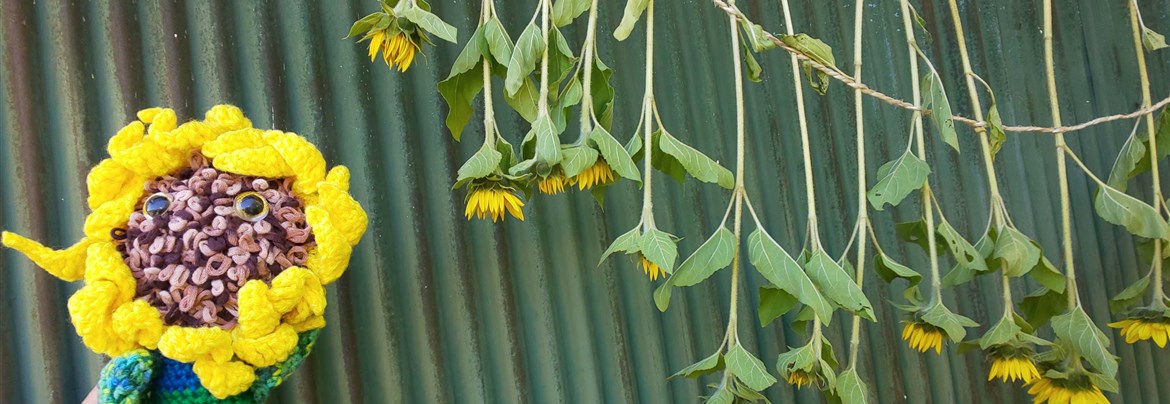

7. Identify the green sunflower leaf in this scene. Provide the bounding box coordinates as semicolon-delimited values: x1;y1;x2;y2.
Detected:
936;215;989;273
873;252;922;305
867;150;930;211
779;33;837;94
505;24;545;96
1108;109;1170;191
987;103;1007;159
656;129;735;189
740;40;763;83
438;26;487;141
921;69;959;152
589;55;616;129
1020;287;1067;329
1143;26;1168;51
589;126;641;182
561;145;599;178
804;251;874;322
482;18;513;66
613;0;649;41
758;285;799;326
347;12;382;38
1093;184;1170;240
398;6;457;43
552;0;591;27
742;21;775;52
979;315;1022;349
599;227;641;265
669;351;724;380
994;227;1041;277
546;28;578;87
640;227;678;274
776;340;818;373
725;345;776;391
748;229;834;322
672;227;736;286
455;145;502;182
834;367;869;404
504;78;539;122
1109;272;1151;314
1051;307;1118;378
921;302;978;342
706;383;735;404
896;219;945;256
1028;251;1066;292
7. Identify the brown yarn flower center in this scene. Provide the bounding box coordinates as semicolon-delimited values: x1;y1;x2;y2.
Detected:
113;153;315;328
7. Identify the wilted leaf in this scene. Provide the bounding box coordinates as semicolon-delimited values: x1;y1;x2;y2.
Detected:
589;126;640;182
805;251;875;321
1093;185;1170;240
505;24;545;96
748;230;834;322
672;227;736;286
921;302;979;342
552;0;591;27
725;345;776;391
669;351;724;380
867;150;930;210
1051;307;1118;378
758;285;799;326
1143;26;1168;51
922;70;959;152
455;145;502;182
399;6;457;43
657;130;735;189
1109;273;1151;314
613;0;649;41
994;227;1041;277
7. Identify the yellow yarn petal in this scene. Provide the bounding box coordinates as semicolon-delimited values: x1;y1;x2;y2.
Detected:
68;282;134;355
236;280;282;338
85;159;142;210
288;315;326;333
231;323;298;368
203;105;253;131
211;147;295;179
143;108;178;135
316;179;368;246
83;241;136;302
83;191;139;241
1;232;92;281
304;206;353;284
267;131;327;195
201;128;269;158
111;299;165;350
192;359;256;399
157;326;234;364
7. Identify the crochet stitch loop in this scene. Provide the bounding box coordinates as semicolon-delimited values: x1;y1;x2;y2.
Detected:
1;105;367;399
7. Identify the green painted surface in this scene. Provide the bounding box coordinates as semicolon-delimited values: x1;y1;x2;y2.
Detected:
0;0;1167;402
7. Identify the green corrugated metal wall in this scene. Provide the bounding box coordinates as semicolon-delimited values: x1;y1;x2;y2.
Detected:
0;0;1167;402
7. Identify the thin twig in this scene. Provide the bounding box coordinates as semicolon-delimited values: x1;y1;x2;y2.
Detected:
708;0;1170;135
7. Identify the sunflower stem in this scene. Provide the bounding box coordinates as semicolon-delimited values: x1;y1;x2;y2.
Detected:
577;0;600;142
480;0;496;147
1129;0;1166;309
899;0;942;304
847;0;866;371
536;0;552;115
1042;0;1080;309
724;6;746;350
639;0;656;229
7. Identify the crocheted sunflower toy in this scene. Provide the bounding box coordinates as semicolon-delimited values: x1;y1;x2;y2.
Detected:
1;105;367;402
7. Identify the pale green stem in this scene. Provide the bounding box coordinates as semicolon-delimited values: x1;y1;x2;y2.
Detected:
640;0;656;229
726;11;745;347
945;0;1014;315
577;0;600;140
900;0;941;303
1042;0;1080;309
480;0;496;147
536;0;551;114
1129;0;1166;309
848;0;866;370
780;0;824;353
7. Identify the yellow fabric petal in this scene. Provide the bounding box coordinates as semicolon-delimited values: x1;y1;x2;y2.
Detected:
1;232;92;281
86;159;142;210
203;105;253;131
236;280;283;338
192;359;256;399
68;282;135;355
267;131;328;195
83;191;139;241
111;299;165;350
157;326;234;364
304;205;353;284
83;241;136;302
232;323;298;368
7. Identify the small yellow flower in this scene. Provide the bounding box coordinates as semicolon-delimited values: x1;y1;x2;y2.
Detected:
786;369;815;389
365;30;418;72
988;354;1041;383
639;255;664;280
537;174;573;195
902;322;945;354
1108;318;1170;347
465;185;525;222
574;159;616;190
1026;376;1109;404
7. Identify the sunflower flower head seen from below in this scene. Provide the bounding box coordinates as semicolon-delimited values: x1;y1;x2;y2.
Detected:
785;369;815;389
902;321;946;354
1108;312;1170;347
574;159;616;190
348;0;458;73
639;253;664;281
987;346;1041;383
465;180;525;223
536;171;573;195
1026;371;1109;404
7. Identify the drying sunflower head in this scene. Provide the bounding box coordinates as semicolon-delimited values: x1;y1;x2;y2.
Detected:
347;0;458;72
1108;309;1170;348
2;105;367;401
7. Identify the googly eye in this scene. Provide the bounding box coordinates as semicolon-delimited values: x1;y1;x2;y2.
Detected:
142;193;172;218
234;191;270;222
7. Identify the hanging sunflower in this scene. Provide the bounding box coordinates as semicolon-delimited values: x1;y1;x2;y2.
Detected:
347;0;458;72
2;105;367;401
1109;311;1170;347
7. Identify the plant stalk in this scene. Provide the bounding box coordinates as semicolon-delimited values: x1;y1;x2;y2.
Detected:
536;0;551;114
578;0;600;139
848;0;866;370
640;0;656;228
1042;0;1079;309
945;0;1015;315
481;0;496;147
726;11;746;347
1129;0;1166;309
899;0;942;303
